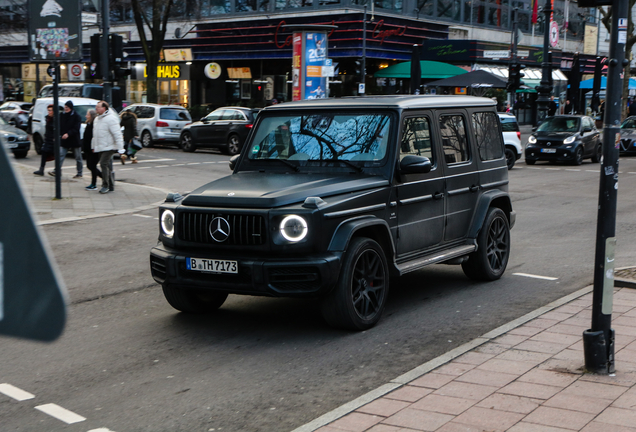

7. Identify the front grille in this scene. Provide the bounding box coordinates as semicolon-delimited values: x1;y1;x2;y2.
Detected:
6;136;16;142
178;211;266;246
150;256;167;282
536;140;563;147
268;267;321;292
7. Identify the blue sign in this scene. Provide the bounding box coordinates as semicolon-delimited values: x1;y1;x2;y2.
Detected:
304;32;327;99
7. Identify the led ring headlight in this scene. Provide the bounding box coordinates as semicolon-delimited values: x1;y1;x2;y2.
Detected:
161;210;175;238
280;215;308;242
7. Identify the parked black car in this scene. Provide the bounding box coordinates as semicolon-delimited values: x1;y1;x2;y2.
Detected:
620;116;636;155
179;106;258;155
525;115;602;165
151;96;515;330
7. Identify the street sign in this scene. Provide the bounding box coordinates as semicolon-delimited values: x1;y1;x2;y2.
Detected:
0;146;67;341
550;21;560;47
28;0;82;61
358;83;366;94
68;63;85;81
46;65;56;78
81;12;98;25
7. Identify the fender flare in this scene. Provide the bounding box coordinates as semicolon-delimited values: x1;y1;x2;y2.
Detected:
467;190;513;239
328;216;395;258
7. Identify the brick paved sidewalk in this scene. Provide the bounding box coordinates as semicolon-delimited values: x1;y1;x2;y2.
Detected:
297;287;636;432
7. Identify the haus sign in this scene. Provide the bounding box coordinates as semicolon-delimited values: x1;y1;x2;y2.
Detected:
133;64;190;80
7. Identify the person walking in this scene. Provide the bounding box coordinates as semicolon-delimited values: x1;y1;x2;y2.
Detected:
82;109;102;190
92;101;123;194
49;100;83;178
33;104;55;176
119;109;139;164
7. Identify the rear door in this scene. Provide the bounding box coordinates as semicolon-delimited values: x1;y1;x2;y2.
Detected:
192;110;224;146
159;107;192;140
437;111;480;242
582;117;599;155
135;106;155;138
472;109;508;194
395;113;445;256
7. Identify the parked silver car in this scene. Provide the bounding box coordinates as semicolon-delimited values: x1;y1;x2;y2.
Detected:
0;101;32;131
120;103;192;148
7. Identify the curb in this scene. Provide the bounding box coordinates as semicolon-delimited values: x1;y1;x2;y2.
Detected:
290;285;594;432
615;266;636;289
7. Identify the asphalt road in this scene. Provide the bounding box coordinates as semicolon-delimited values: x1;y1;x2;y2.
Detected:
3;143;636;432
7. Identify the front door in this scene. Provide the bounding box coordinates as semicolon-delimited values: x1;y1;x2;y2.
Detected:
438;112;480;242
395;114;445;256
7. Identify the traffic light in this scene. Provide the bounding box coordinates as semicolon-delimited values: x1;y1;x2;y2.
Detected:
507;63;525;92
90;33;101;77
110;34;124;65
113;65;132;81
355;60;362;75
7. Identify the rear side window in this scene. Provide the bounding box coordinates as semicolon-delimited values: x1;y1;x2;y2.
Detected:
401;117;434;163
499;116;519;132
137;106;155;119
160;108;191;121
439;115;469;164
473;112;504;161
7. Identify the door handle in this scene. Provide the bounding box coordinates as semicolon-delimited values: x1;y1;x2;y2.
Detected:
433;192;444;200
469;185;480;192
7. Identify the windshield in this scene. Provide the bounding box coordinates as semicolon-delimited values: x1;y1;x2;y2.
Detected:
622;118;636;129
537;117;580;133
247;112;392;165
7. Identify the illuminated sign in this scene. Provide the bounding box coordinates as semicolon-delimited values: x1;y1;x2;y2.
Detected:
145;65;181;79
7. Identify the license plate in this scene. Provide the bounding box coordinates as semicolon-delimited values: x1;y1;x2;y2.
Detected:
541;148;557;153
170;128;181;133
6;143;18;148
186;257;238;274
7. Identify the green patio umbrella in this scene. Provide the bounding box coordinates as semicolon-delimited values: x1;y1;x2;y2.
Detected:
375;61;468;80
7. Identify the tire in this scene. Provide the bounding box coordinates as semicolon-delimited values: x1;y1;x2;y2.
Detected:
12;150;28;159
162;285;228;314
141;131;154;148
573;146;584;165
181;132;196;153
462;207;510;281
225;134;241;155
320;237;389;331
505;147;516;170
33;134;43;155
591;144;602;163
525;159;535;165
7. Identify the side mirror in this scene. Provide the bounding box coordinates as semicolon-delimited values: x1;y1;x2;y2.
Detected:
583;127;592;133
229;154;240;171
531;126;537;132
400;155;432;174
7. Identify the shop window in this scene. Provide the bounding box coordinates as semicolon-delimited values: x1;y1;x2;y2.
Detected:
472;112;503;161
200;0;231;16
241;81;251;100
236;0;270;11
276;0;313;9
352;0;401;12
439;115;469;164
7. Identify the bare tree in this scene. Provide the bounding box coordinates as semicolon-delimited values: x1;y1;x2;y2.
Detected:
599;2;636;116
130;0;174;103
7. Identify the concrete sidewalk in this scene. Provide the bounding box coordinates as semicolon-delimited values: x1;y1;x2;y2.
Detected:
12;162;169;225
296;284;636;432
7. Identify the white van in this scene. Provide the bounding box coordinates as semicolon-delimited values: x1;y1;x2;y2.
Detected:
30;97;102;154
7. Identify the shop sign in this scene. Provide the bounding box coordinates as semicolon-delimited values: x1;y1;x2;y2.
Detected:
204;63;222;79
145;65;181;79
228;67;252;79
134;64;190;80
483;50;510;59
304;32;327;99
292;33;302;101
163;48;193;62
28;0;82;61
372;20;407;45
67;63;84;81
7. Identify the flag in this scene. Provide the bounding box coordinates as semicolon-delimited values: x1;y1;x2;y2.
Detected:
531;0;538;24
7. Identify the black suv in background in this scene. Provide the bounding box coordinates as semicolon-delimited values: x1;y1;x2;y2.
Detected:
151;96;515;330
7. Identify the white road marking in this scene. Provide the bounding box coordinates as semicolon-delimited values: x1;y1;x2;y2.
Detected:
0;383;35;401
565;169;581;172
154;165;169;168
137;158;174;163
118;168;133;171
528;167;542;170
35;403;86;424
586;170;599;173
132;214;152;218
137;166;151;169
545;168;561;170
628;172;636;174
172;164;185;166
88;428;117;432
202;161;215;164
513;272;559;281
186;162;201;165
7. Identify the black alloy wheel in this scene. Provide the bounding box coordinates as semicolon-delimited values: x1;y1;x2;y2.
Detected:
181;132;196;153
505;147;516;170
225;134;241;155
462;207;510;281
162;285;228;313
13;150;28;159
321;237;389;330
574;146;584;165
591;144;602;163
141;131;154;148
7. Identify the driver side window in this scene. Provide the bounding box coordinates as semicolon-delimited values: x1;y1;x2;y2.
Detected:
401;117;435;164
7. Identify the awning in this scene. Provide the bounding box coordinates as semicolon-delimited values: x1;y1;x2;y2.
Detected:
425;70;508;88
473;65;567;86
578;76;636;89
375;61;468;79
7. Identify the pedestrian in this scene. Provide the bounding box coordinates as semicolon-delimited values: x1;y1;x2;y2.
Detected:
82;109;102;191
33;104;55;176
49;100;83;178
599;100;605;121
548;96;557;117
92;101;124;194
564;100;574;114
629;98;636;117
119;109;139;164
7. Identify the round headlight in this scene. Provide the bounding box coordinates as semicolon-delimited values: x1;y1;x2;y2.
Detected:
161;210;175;238
279;215;308;242
528;136;537;144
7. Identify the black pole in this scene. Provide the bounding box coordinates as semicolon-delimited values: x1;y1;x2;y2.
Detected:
100;0;112;105
535;0;553;124
53;62;61;200
509;8;519;108
362;5;367;92
583;0;628;375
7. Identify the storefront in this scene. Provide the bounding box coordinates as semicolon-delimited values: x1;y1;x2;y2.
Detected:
129;63;191;106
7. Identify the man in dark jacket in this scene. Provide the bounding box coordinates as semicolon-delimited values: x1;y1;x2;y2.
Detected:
49;100;83;178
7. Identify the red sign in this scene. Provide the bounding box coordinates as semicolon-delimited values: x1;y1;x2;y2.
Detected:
70;64;82;77
372;20;407;45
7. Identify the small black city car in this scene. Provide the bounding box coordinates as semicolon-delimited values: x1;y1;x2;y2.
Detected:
180;107;259;155
151;96;515;330
525;115;602;165
620;116;636;155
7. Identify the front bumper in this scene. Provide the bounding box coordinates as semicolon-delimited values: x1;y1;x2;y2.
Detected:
5;139;30;152
150;244;342;298
525;146;573;162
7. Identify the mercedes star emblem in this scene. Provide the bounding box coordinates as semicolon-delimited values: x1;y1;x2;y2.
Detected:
209;217;231;242
546;142;552;146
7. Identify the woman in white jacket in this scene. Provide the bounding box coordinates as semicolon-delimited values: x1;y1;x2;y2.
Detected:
92;101;124;194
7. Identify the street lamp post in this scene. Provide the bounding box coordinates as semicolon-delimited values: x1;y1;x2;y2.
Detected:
535;0;553;124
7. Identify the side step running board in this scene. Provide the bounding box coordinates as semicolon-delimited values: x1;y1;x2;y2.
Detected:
396;244;476;276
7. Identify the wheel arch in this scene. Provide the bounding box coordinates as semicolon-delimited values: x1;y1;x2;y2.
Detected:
467;191;514;239
328;216;395;262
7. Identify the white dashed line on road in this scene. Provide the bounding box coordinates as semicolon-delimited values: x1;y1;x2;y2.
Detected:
545;168;561;170
187;162;201;165
35;403;86;424
118;168;133;171
586;170;599;173
513;272;559;281
154;165;169;168
137;166;151;169
0;383;35;401
565;169;581;172
172;164;185;166
132;214;153;218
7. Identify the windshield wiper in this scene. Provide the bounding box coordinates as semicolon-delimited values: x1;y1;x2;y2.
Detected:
264;158;300;172
322;159;364;173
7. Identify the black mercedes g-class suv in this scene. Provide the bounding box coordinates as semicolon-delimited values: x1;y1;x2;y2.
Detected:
150;96;515;330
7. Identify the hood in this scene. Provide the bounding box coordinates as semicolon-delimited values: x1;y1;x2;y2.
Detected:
0;123;28;138
181;171;389;208
535;131;578;139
